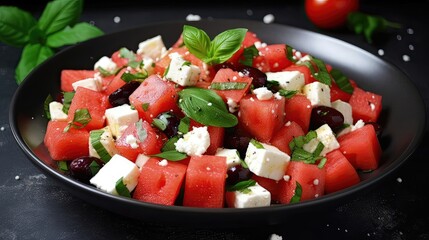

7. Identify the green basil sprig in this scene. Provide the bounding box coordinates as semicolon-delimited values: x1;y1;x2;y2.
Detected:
182;25;247;65
289;181;302;203
0;0;104;84
178;88;238;127
330;68;354;94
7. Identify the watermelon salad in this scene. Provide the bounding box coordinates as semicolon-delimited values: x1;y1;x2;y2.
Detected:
43;25;382;208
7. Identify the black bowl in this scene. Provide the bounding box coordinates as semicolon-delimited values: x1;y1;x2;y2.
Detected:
9;19;426;227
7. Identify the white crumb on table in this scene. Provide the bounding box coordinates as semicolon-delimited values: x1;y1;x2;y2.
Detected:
263;14;275;24
113;16;121;23
15;175;20;180
269;233;282;240
186;14;201;21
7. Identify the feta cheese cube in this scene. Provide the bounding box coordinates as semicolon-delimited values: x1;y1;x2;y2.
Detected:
331;100;353;125
215;148;242;168
141;57;155;75
303;82;331;107
136;35;167;61
135;154;150;168
337;119;365;137
164;53;200;86
72;77;102;92
252;87;273;100
303;124;339;156
225;183;271;208
226;98;239;113
104;104;139;138
244;141;290;181
175;126;210;156
89;154;140;195
94;56;117;72
49;101;68;121
266;71;305;91
89;126;118;159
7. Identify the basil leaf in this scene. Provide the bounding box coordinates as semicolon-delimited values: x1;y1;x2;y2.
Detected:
183;25;211;61
250;139;264;149
115;177;131;198
62;91;75;114
135;119;147;142
63;108;91;132
311;57;331;86
347;12;402;44
210;82;248;90
119;47;136;61
46;22;103;48
161;136;180;152
239;45;259;66
178;88;238;127
151;150;187;161
90;130;112;163
0;6;37;47
208;28;247;65
286;45;298;63
226;179;256;192
121;72;148;83
89;160;101;175
152;113;172;131
44;94;53;120
141;103;150;111
178;116;190;134
57;161;68;171
38;0;83;35
15;43;54;84
330;68;354;94
289;181;302;203
317;157;327;169
278;89;298;99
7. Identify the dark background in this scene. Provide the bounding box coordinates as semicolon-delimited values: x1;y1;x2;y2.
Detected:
1;1;428;239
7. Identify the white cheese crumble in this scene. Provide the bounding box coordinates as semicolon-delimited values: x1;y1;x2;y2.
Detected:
226;98;239;113
175;126;210;156
252;87;273;100
158;159;168;167
125;135;139;149
94;56;117;72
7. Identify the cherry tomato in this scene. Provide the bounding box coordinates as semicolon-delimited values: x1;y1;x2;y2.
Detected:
305;0;359;29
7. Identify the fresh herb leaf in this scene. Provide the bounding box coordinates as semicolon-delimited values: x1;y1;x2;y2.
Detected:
0;6;37;47
141;103;149;111
62;91;75;114
226;179;256;192
161;136;180;152
89;160;101;175
115;177;131;198
210;82;248;90
38;0;83;35
330;68;354;94
44;94;53;120
178;116;190;134
312;142;325;157
278;89;298;99
119;47;136;60
57;161;68;171
317;157;327;169
178;87;238;127
63;108;91;132
347;12;402;44
135;119;147;142
121;72;148;82
90;129;112;163
152;112;172;131
15;43;54;84
239;45;259;66
250;139;264;149
183;25;247;65
286;45;298;63
182;61;191;67
289;181;302;203
151;150;187;161
297;56;331;86
46;22;103;48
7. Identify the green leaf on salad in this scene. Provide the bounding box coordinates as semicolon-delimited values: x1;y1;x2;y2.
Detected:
297;56;331;86
178;87;238;127
38;0;83;35
151;150;187;161
57;161;68;171
210;82;248;90
152;112;172;131
161;136;180;152
0;6;37;47
183;25;247;65
226;179;256;192
285;45;298;63
239;45;259;66
15;43;54;84
178;116;190;134
347;12;402;44
141;103;149;111
317;157;327;169
89;160;101;175
115;177;131;198
289;181;302;203
90;129;112;163
135;119;147;142
330;68;354;94
44;94;53;120
121;72;148;83
62;91;75;114
63;108;91;132
250;139;264;149
46;22;103;48
278;89;298;99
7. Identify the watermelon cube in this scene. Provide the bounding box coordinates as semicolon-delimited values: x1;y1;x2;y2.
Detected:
270;121;305;155
284;94;312;133
211;68;253;103
324;150;360;194
61;69;96;92
348;87;382;123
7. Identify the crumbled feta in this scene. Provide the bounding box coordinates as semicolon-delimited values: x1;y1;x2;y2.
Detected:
137;35;167;61
244;141;290;181
337;119;365;137
164;53;201;86
125;134;139;149
215;148;242;168
94;56;117;72
266;71;305;91
225;182;271;208
135;154;150;168
331;100;353;125
89;154;140;195
303;82;331;107
175;126;210;156
158;159;168;166
226;98;239;113
104;104;139;138
72;77;102;92
296;54;312;64
141;57;155;75
252;87;273;100
49;101;68;121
